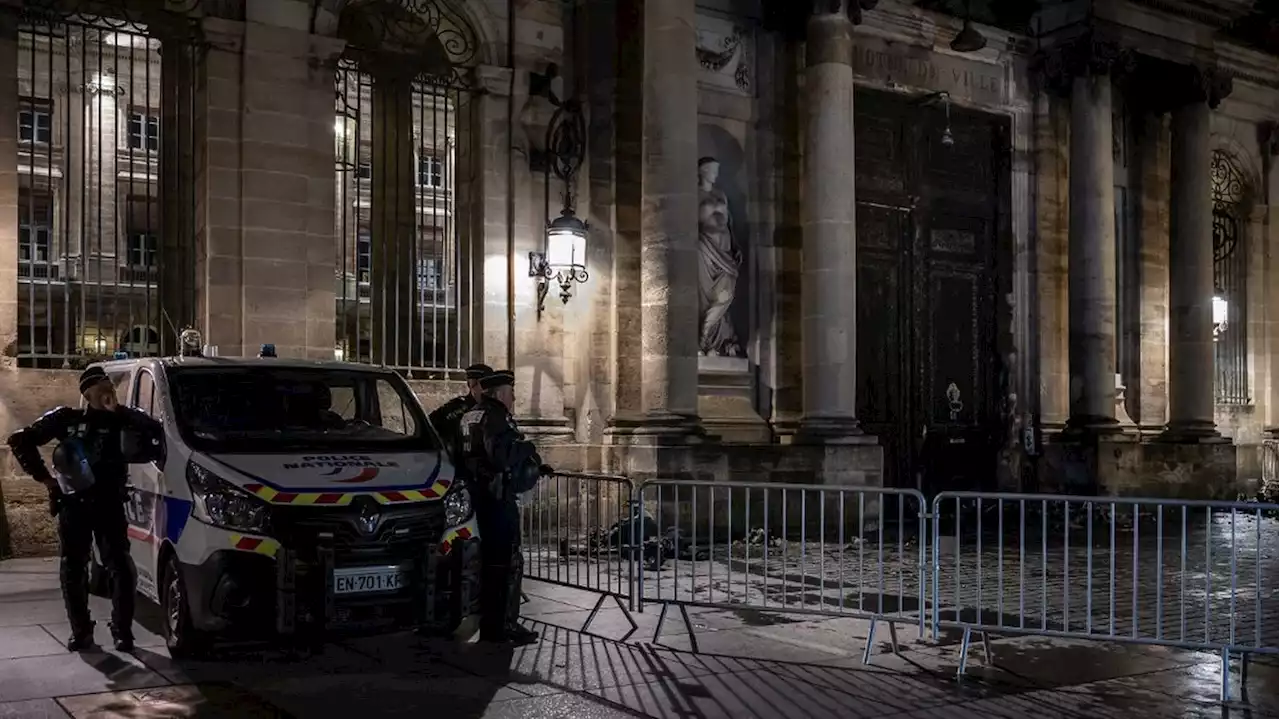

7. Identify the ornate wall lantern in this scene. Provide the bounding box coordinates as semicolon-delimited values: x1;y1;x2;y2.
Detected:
526;65;589;318
1212;289;1229;339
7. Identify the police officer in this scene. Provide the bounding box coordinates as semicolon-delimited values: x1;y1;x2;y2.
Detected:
428;363;492;456
6;366;164;652
459;369;548;644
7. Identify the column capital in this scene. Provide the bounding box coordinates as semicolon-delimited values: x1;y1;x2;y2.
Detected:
1032;34;1135;98
764;0;877;42
812;0;879;23
1129;60;1234;114
472;64;513;97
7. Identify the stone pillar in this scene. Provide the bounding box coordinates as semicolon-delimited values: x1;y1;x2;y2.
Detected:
1162;67;1231;441
0;15;16;355
797;3;860;442
369;69;419;368
1064;68;1122;434
636;0;700;435
159;41;198;354
196;17;344;360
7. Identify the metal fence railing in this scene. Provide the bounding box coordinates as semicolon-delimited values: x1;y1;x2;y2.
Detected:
519;472;638;637
510;477;1279;702
633;480;925;660
929;492;1279;701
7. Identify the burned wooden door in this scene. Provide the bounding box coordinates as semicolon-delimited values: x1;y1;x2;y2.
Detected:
854;89;1007;493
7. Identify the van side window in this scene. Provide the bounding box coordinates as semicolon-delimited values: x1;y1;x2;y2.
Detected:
376;379;417;436
134;370;156;417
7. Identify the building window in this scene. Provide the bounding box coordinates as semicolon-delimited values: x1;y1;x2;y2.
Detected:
18;191;52;263
357;161;372;180
417;155;443;187
418;257;441;291
1211;149;1249;405
356;231;371;282
18;101;52;144
127;111;160;152
126;233;157;268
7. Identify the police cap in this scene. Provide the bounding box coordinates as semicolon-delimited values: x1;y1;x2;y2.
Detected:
78;366;109;395
479;369;515;390
465;363;494;380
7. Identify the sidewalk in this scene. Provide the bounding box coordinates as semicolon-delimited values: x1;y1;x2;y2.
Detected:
0;557;1274;718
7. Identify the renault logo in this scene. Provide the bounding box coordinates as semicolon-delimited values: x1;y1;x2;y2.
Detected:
355;497;381;535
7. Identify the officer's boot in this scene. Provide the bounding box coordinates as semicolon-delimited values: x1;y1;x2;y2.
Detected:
503;551;537;645
60;558;96;651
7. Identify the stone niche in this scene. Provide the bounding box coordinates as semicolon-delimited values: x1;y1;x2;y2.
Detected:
694;90;769;443
1039;437;1241;500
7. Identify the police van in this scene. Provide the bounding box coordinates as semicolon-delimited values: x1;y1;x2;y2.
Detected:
87;335;480;656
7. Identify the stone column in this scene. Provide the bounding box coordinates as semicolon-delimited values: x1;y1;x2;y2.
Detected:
797;3;860;441
369;68;419;368
1061;56;1124;434
637;0;700;435
0;15;17;354
196;16;344;360
1162;67;1231;441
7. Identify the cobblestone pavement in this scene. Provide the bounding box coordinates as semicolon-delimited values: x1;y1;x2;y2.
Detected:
3;556;1276;718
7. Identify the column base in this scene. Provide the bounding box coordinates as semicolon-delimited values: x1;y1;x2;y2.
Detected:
795;416;874;445
1060;414;1125;439
604;412;705;446
1155;420;1227;444
517;416;576;442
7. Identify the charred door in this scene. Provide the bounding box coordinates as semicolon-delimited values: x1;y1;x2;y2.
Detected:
854;89;1009;494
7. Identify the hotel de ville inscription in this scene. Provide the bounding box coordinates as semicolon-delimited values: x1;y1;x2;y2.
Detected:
852;34;1008;106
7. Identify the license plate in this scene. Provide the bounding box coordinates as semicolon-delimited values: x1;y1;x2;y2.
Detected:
332;566;405;595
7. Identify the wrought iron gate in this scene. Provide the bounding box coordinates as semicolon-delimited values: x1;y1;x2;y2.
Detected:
12;2;201;367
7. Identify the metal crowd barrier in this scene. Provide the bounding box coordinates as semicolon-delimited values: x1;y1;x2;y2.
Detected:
633;479;926;660
930;492;1280;701
519;471;638;637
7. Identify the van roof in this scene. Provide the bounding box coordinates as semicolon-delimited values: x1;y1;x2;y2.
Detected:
95;356;399;374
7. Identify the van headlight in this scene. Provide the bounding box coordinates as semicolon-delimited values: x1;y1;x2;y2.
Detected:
443;487;472;527
186;461;271;534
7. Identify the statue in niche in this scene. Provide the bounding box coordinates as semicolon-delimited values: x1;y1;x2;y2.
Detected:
696;156;743;358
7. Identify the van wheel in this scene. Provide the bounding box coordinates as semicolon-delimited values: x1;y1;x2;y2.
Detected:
161;553;207;660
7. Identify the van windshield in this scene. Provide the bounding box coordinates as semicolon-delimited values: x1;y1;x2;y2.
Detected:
166;366;436;453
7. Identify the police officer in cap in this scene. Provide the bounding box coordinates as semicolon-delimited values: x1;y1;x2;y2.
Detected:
428;363;492;457
459;369;548;644
6;366;164;652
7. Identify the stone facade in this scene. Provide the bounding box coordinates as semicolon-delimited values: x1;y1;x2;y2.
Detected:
0;0;1276;554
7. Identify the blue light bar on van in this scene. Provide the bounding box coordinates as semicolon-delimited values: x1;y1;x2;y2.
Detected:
259;343;277;358
113;351;128;360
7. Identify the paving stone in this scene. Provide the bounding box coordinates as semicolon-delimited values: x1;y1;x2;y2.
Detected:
0;653;168;703
56;684;289;718
0;699;70;719
0;627;65;660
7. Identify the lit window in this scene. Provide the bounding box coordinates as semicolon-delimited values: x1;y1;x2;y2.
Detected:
18;192;52;263
127;111;160;151
19;104;52;144
418;257;441;290
1211;150;1249;405
126;233;157;267
356;232;371;281
417;155;443;188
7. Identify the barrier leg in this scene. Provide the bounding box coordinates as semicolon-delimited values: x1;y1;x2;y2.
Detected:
652;602;668;645
981;632;992;665
888;622;902;658
580;593;639;643
677;603;699;654
861;619;879;665
956;627;971;677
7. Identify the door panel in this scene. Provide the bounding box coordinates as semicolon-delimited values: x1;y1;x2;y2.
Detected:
127;368;163;602
853;88;1004;493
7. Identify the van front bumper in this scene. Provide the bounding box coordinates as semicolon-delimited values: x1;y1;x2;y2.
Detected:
181;535;482;638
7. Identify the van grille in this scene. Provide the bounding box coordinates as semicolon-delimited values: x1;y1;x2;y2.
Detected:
271;503;445;562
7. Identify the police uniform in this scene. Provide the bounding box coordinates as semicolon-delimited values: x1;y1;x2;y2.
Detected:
6;366;164;652
459;370;546;644
427;363;492;458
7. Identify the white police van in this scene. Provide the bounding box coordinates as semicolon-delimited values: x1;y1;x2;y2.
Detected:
87;336;480;657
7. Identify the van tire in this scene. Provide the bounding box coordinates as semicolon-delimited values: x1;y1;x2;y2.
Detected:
161;552;208;660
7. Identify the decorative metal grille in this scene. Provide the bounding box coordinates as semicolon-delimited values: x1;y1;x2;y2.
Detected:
333;59;475;371
13;4;199;368
1211;149;1249;405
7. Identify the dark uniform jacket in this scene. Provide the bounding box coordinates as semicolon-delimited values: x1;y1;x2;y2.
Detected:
459;397;542;540
7;406;164;498
428;394;475;459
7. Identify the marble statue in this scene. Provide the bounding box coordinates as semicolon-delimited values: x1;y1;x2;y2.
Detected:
696;156;743;357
